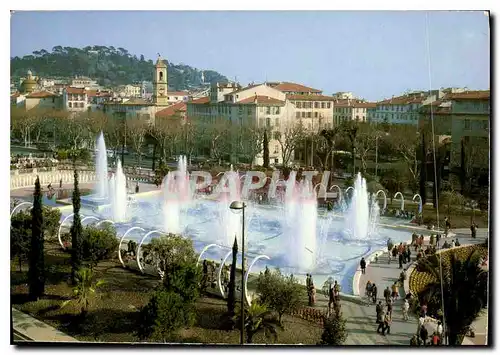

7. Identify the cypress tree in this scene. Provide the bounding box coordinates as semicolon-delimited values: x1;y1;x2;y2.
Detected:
28;176;45;300
227;236;238;316
419;132;427;205
263;130;270;168
70;168;83;284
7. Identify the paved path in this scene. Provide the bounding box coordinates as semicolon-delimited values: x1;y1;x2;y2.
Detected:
12;307;77;343
351;228;488;345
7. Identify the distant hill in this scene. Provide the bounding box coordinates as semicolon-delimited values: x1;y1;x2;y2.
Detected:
10;45;227;90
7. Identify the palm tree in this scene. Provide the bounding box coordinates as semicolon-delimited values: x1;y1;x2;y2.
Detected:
234;301;282;344
418;250;488;345
61;267;105;319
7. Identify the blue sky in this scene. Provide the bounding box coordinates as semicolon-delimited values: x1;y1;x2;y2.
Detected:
10;10;490;101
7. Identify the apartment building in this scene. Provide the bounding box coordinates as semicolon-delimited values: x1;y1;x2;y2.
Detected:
371;92;436;125
187;81;336;165
118;84;142;98
62;87;89;112
333;98;376;125
167;91;190;104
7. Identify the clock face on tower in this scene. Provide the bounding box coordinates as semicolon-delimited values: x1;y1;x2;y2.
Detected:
159;87;165;96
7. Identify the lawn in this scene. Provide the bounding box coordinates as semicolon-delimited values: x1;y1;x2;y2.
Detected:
11;242;322;344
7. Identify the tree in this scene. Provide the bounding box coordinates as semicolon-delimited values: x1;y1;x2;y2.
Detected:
227;237;238;316
319;309;348;345
28;176;45;300
320;127;341;172
142;234;198;277
234;301;281;344
149;118;183;166
387;125;420;193
238;125;265;166
353;123;377;174
276;122;306;166
419;132;427;205
342;121;359;175
10;210;31;272
418;250;488;345
126;117;148;166
137;288;192;342
459;137;489;196
42;207;62;239
263;129;270;168
440;191;466;216
81;225;119;266
70;168;83;284
61;267;105;319
255;268;305;326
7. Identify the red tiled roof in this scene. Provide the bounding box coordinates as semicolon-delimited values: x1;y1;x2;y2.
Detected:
190;96;210;104
228;84;261;95
272;82;322;93
334;99;376;108
378;94;426;105
446;90;490;100
168;91;189;96
287;94;334;101
65;87;86;94
26;91;58;99
156;102;187;117
238;95;285;105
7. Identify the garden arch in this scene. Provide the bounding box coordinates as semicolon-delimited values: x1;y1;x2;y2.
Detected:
196;243;223;267
394;192;404;211
244;254;271;305
136;230;164;273
314;183;328;201
375;190;388;211
118;226;145;267
217;250;234;298
96;219;115;228
412;194;423;213
57;213;84;249
345;186;354;197
10;202;34;218
329;185;342;204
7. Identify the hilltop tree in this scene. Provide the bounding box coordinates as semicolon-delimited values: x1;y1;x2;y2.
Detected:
28;176;45;300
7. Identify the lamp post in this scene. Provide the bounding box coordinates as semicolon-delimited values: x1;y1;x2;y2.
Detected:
229;200;247;345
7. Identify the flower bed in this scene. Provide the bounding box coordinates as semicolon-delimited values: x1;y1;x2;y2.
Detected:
409;244;488;295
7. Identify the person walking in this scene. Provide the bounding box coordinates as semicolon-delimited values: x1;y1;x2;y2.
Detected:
384;286;391;304
420;324;429;346
376;308;386;334
391;282;399;301
402;299;410;321
386;298;393;318
360;257;366;274
376;301;383;320
406;245;412;263
372;283;378;304
135;182;140;194
436;233;441;248
398;251;404;269
59;178;63;189
382;312;392;335
365;280;373;299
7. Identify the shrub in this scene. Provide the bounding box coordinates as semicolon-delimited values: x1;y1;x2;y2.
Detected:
42;207;61;238
319;310;348;345
10;210;31;271
81;225;119;265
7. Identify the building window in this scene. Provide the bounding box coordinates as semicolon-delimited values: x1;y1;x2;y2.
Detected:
68;102;72;108
274;158;279;164
80;102;84;108
273;131;280;140
307;112;312;118
314;102;319;109
266;107;271;114
321;102;326;109
327;102;331;109
275;107;280;114
464;119;471;130
266;117;271;127
301;112;306;118
314;112;318;118
296;112;301;119
247;107;252;115
274;145;279;154
297;102;302;109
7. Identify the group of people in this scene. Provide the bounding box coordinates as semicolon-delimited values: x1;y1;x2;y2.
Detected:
387;240;412;269
411;319;444;346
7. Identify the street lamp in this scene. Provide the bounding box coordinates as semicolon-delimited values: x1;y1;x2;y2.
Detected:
229;200;247;345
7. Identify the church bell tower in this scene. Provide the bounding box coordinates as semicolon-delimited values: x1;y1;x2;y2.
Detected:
152;54;168;106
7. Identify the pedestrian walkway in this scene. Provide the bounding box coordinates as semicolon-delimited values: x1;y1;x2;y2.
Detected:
12;307;77;343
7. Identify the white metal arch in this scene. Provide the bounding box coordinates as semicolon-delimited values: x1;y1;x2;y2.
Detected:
345;186;354;196
376;189;388;211
412;194;423;213
136;230;164;273
196;244;223;267
314;183;328;201
96;219;115;228
117;226;145;267
217;250;234;298
10;202;33;218
244;255;271;305
81;216;100;225
57;213;84;249
394;192;404;211
329;185;342;204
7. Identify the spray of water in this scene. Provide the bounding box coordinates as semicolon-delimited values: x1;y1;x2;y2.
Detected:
95;132;109;198
344;173;371;240
108;159;127;222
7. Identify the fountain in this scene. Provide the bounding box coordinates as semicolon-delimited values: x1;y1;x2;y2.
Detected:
284;172;317;271
344;173;371;240
108;159;127;222
56;149;417;294
162;156;192;234
95;132;109;198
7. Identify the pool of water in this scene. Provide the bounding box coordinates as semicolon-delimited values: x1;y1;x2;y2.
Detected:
56;191;414;294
